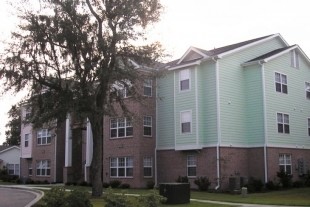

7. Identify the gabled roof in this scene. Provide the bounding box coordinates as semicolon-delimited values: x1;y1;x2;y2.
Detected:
165;34;287;70
242;44;310;67
0;145;20;154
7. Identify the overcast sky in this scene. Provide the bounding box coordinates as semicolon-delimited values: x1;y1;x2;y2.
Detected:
1;0;310;144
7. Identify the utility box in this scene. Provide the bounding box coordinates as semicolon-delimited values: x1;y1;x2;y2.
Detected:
159;183;190;204
241;187;248;197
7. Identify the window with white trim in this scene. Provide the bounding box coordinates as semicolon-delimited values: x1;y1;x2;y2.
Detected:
275;72;288;94
290;50;299;68
110;118;133;138
181;111;191;133
180;69;190;91
37;129;51;145
7;164;19;175
114;80;132;98
277;113;290;134
25;108;31;120
28;163;32;176
308;118;310;136
143;157;153;177
279;154;292;174
25;134;29;147
143;116;152;136
143;79;152;97
305;82;310;99
187;155;197;177
36;160;50;176
110;157;133;177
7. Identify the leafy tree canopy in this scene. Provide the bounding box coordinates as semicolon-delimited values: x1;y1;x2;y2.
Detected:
0;0;164;196
4;105;21;146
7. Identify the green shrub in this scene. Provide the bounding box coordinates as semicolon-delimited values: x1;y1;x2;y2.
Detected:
146;180;155;189
138;190;167;207
66;190;92;207
265;180;279;191
176;176;188;183
103;182;110;188
277;170;293;188
120;183;130;189
103;188;132;207
194;176;211;191
43;187;66;207
246;177;264;193
293;180;304;188
304;170;310;187
110;180;122;188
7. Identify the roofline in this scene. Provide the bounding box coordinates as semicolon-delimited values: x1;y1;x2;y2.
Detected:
217;33;289;58
0;146;20;154
177;46;208;65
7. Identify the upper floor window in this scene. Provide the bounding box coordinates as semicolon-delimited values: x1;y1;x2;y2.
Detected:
36;160;50;176
144;79;152;97
305;82;310;99
290;50;299;69
277;113;290;134
275;72;288;94
180;69;190;91
37;129;51;145
110;118;133;138
25;134;29;147
143;157;153;177
143;116;152;136
110;157;133;177
279;154;292;174
114;80;131;98
25;109;31;120
181;111;192;133
187;155;197;177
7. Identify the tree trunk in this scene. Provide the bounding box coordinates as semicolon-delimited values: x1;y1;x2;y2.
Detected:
89;115;103;197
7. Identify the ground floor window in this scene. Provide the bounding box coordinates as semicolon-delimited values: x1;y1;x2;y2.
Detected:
143;157;153;177
36;160;51;176
279;154;292;174
7;164;19;175
187;155;197;177
110;157;133;177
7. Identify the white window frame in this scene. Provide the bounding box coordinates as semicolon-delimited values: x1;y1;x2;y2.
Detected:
36;160;51;176
277;113;290;134
25;108;31;120
7;164;19;175
187;155;197;177
110;157;133;178
279;154;292;174
143;116;152;136
180;110;192;134
28;164;32;176
275;72;288;94
143;79;152;97
179;69;190;91
305;82;310;100
143;157;153;177
37;129;51;145
110;117;133;138
25;134;29;147
290;50;299;69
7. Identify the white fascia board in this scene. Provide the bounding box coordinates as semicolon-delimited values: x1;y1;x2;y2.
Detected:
168;61;201;71
218;34;286;58
177;46;208;65
0;146;20;154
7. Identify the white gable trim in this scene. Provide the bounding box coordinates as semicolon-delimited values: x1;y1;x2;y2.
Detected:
177;46;208;65
0;146;20;154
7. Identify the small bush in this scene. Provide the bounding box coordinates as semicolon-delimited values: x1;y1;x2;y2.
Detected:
146;180;155;189
277;170;293;188
194;176;211;191
103;188;132;207
120;183;130;189
304;170;310;187
79;181;89;186
66;189;92;207
293;180;304;188
246;177;264;193
265;180;279;191
109;180;122;188
43;187;66;207
138;190;167;207
103;182;110;188
176;176;188;183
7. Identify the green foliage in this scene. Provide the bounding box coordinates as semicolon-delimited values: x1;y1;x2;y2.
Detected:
103;188;132;207
146;180;155;189
42;187;92;207
4;105;21;146
109;180;122;188
194;176;211;191
277;170;293;188
246;177;264;193
119;183;130;189
303;170;310;187
176;176;189;183
265;180;280;191
138;190;166;207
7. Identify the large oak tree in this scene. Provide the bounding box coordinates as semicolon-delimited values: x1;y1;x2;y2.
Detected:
0;0;163;196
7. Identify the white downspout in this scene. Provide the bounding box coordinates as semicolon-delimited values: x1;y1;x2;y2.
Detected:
214;57;221;190
155;77;158;186
260;62;268;183
54;133;57;183
85;118;93;182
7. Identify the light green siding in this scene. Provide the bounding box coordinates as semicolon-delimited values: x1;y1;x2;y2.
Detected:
264;52;310;148
219;38;285;146
156;72;175;149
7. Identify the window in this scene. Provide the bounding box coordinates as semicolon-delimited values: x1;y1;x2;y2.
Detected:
143;157;153;177
143;116;152;136
187;155;197;177
37;129;51;145
180;69;190;91
290;50;299;68
144;79;152;97
25;109;31;120
277;113;290;134
308;118;310;136
114;80;132;98
36;160;51;176
7;164;19;175
275;72;288;94
279;154;292;174
181;111;192;133
28;164;32;176
110;157;133;177
25;134;29;147
110;118;133;138
305;82;310;99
